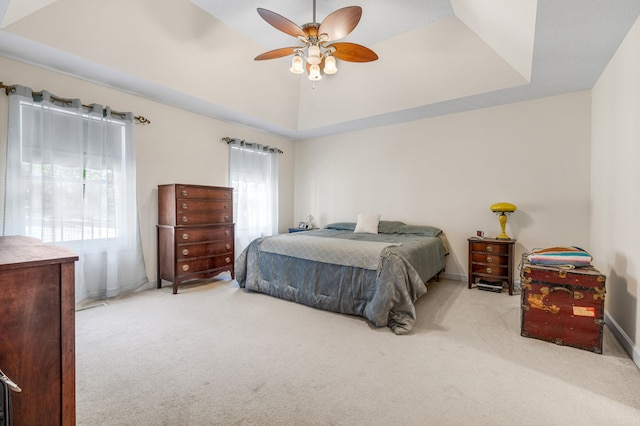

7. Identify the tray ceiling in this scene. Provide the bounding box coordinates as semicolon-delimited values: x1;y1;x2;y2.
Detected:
1;0;639;141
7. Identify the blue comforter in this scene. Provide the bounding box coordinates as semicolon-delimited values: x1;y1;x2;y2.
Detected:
235;229;446;334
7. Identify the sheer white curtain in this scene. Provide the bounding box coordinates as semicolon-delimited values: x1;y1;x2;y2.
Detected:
4;85;148;303
228;139;279;255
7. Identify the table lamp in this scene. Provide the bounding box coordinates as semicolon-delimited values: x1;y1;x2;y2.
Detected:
490;202;517;240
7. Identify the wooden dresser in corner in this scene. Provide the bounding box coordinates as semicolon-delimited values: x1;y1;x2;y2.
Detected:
0;236;78;425
157;184;235;294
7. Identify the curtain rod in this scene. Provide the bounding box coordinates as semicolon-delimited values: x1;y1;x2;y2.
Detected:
222;136;283;154
0;81;151;125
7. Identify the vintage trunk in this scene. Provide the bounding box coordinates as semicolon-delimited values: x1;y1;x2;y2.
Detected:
520;260;606;353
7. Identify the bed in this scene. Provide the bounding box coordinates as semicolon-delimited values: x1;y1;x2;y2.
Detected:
235;220;448;334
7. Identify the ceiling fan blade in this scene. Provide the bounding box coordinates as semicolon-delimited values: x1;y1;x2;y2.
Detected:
319;6;362;41
330;42;378;62
254;47;298;61
257;8;306;39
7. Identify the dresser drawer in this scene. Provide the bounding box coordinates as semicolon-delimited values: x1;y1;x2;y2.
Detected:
177;241;233;259
470;241;509;255
176;211;233;225
177;254;233;276
177;199;231;213
176;185;231;200
471;253;509;265
175;226;233;243
471;264;509;277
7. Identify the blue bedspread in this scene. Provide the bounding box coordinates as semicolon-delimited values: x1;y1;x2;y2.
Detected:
235;229;446;334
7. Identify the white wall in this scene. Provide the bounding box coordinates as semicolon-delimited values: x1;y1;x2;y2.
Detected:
0;56;295;286
591;15;640;366
294;91;592;282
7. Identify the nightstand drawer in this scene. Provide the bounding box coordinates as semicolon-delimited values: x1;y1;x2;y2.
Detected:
471;253;509;265
471;264;509;277
470;241;509;254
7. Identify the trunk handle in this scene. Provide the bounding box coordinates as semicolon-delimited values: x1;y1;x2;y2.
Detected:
550;286;573;297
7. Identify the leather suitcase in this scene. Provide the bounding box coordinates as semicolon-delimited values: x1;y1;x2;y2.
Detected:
520;259;606;353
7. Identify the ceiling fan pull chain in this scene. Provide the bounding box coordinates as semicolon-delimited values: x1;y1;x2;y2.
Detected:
313;0;316;24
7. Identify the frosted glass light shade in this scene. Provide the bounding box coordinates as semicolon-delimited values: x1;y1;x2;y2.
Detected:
308;64;322;81
323;55;337;74
290;55;304;74
307;44;321;65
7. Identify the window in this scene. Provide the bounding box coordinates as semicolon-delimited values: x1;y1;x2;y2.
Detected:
228;140;279;255
4;86;147;302
15;105;125;243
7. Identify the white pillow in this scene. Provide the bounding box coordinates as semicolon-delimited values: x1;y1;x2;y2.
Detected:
354;213;381;234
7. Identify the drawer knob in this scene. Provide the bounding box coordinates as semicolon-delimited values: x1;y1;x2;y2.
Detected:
486;256;493;263
486;246;493;252
225;230;230;235
181;216;188;222
225;244;231;250
182;264;190;272
181;203;188;209
224;215;230;221
225;257;231;263
182;249;189;256
181;190;188;197
486;267;493;274
181;233;189;240
224;204;229;209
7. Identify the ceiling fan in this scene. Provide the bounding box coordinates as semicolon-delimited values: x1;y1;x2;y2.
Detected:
254;0;378;81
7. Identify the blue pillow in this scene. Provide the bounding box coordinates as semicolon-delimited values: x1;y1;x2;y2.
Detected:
377;221;407;234
398;225;442;237
324;222;356;231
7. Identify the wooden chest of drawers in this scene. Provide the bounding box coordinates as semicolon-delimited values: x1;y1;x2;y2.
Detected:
157;184;234;294
468;237;515;295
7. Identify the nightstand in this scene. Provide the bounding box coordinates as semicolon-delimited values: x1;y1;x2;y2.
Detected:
468;237;515;295
288;227;315;233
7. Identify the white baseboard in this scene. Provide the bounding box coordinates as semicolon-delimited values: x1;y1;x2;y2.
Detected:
605;311;640;370
440;271;466;282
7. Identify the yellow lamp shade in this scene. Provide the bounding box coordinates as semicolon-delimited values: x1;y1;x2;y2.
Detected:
490;202;517;213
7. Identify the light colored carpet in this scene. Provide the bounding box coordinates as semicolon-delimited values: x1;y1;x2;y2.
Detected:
76;278;640;425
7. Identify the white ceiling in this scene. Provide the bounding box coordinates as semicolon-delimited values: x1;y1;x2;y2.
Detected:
0;0;639;141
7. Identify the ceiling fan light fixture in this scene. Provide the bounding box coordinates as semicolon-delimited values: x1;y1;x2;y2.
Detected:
308;64;322;81
323;55;337;74
290;54;304;74
254;3;377;83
